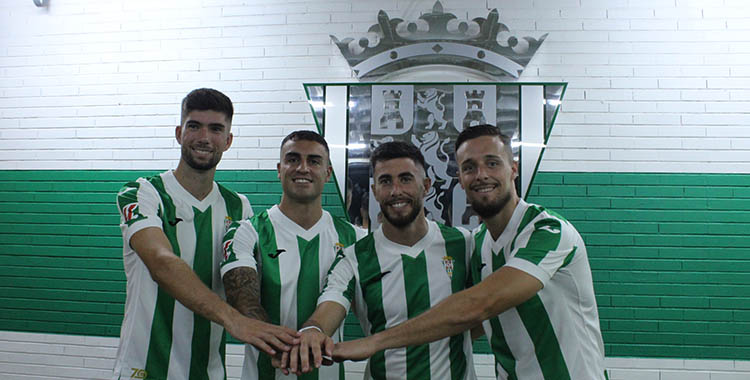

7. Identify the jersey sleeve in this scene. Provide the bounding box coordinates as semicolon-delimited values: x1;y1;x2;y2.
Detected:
239;192;253;219
220;219;259;278
506;217;575;286
317;245;358;312
116;178;163;249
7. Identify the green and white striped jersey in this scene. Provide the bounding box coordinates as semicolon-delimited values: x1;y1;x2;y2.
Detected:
319;220;477;380
221;205;366;380
471;199;605;380
114;170;252;380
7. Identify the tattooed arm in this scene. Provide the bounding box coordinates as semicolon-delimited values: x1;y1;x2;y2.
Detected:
223;266;269;321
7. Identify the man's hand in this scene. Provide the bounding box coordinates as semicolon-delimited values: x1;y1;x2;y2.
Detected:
225;316;300;356
332;338;376;362
293;327;334;374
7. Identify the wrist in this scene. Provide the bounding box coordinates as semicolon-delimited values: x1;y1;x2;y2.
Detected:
298;325;323;334
368;332;387;352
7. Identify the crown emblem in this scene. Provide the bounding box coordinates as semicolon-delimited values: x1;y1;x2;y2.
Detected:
330;1;547;80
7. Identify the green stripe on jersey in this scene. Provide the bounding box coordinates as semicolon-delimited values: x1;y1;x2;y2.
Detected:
489;237;518;380
470;226;487;288
145;175;178;379
438;224;468;380
516;296;571;380
252;211;280;379
401;251;431;379
217;183;244;222
355;235;387;379
296;234;320;329
331;216;357;247
189;207;214;380
510;206;542;254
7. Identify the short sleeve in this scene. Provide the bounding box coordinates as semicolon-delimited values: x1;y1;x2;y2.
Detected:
116;178;164;249
317;245;358;312
220;219;259;278
506;218;573;286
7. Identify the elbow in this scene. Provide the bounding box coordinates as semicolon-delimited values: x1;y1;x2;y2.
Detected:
143;253;175;284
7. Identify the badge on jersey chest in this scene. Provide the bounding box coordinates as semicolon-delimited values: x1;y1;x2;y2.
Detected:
442;255;454;279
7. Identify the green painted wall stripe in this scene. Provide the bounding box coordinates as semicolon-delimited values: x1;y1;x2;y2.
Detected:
3;170;750;361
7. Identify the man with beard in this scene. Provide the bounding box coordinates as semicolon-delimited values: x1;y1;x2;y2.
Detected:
114;88;299;380
220;130;366;380
286;141;478;380
332;125;606;380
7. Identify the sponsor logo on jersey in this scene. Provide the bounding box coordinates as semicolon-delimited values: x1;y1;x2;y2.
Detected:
222;240;233;261
224;216;233;231
122;203;141;223
442;255;454;279
268;249;285;259
130;368;147;379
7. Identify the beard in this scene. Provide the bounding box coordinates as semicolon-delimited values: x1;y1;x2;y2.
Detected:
381;198;422;228
470;191;511;219
182;145;222;171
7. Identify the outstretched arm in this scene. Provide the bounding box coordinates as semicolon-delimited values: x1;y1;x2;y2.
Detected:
223;266;269;321
333;266;542;361
131;227;299;356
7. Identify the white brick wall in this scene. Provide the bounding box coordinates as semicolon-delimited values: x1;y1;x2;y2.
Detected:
2;331;749;380
0;0;749;172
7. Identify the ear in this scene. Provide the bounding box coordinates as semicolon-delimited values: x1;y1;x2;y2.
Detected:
175;125;183;145
223;132;233;152
511;160;519;180
277;161;281;180
422;176;431;196
325;164;332;182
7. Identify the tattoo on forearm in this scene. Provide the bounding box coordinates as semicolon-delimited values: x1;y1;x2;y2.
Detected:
224;267;269;322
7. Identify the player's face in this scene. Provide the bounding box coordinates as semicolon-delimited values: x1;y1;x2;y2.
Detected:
176;110;233;171
278;139;331;204
372;157;429;228
456;135;518;219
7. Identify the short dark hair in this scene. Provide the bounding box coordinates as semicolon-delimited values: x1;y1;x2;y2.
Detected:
280;130;330;155
455;124;513;161
370;141;426;174
181;88;233;124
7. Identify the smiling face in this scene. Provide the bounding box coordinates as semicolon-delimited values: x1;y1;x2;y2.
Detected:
277;138;331;205
456;135;518;219
176;110;233;171
371;157;430;228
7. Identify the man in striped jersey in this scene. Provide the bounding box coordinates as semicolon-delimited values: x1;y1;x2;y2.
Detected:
291;141;478;380
333;125;606;380
113;88;299;380
221;130;366;380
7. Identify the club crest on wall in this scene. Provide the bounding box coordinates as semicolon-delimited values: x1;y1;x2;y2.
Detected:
307;2;565;231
